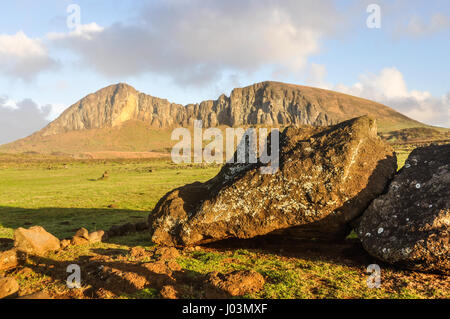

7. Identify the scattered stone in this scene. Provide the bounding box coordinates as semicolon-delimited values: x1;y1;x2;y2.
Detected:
74;228;90;240
71;236;90;246
0;249;18;271
60;239;71;249
17;291;51;299
160;285;178;299
0;277;20;299
88;230;107;244
167;260;182;272
14;226;60;255
358;144;450;274
143;262;171;276
98;171;109;180
204;270;265;298
155;247;180;261
149;116;397;246
129;246;150;259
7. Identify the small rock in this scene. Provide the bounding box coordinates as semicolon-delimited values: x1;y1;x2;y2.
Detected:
60;239;71;249
88;230;106;244
204;270;265;298
0;277;20;299
71;236;90;246
14;226;60;255
160;285;178;299
129;246;149;259
143;262;171;275
74;228;90;240
155;247;180;261
0;249;19;271
167;260;182;272
98;171;109;180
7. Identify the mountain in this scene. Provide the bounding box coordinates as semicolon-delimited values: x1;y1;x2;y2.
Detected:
0;81;441;155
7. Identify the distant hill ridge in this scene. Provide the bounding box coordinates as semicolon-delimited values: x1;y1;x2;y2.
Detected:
36;81;423;137
2;81;442;155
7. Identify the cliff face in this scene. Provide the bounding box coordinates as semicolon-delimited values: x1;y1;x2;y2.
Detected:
38;81;420;137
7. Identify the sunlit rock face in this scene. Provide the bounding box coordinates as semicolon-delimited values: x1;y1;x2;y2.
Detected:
37;81;418;137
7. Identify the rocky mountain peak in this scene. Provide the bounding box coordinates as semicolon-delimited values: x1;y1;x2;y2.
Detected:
35;81;421;138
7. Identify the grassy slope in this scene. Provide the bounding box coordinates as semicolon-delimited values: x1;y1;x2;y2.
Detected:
0;151;448;299
0;121;175;155
2;119;447;156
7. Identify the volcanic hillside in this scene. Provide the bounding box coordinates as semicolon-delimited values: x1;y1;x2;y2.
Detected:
0;81;440;156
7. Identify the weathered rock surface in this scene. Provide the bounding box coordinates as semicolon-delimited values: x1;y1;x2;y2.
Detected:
0;277;19;299
358;144;450;274
204;270;265;298
14;226;60;255
149;116;397;246
0;249;19;271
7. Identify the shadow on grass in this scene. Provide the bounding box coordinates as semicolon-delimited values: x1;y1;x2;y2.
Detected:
0;206;148;241
204;236;376;268
22;252;229;299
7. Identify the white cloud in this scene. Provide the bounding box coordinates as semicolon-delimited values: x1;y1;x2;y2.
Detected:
49;0;344;86
306;63;331;90
0;97;52;144
336;67;450;127
396;13;450;37
0;31;58;81
47;23;104;41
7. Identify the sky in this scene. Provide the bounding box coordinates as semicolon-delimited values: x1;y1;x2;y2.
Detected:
0;0;449;144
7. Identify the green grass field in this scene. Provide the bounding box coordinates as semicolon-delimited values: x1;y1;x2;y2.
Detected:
0;152;448;299
0;158;219;239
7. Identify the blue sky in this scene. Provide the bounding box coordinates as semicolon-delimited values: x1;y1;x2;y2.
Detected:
0;0;449;143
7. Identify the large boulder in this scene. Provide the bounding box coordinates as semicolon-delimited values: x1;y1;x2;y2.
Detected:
14;226;60;255
149;116;397;246
358;144;450;274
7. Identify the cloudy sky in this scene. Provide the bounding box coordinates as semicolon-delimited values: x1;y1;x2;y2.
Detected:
0;0;449;144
